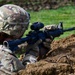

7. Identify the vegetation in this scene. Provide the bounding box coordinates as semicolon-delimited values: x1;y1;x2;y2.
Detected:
0;0;75;11
24;5;75;40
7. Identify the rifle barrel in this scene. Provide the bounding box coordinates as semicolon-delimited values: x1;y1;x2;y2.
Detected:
63;27;75;32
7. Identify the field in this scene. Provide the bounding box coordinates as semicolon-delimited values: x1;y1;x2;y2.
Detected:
24;5;75;40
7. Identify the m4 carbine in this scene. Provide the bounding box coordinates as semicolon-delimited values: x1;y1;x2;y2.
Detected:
3;22;75;52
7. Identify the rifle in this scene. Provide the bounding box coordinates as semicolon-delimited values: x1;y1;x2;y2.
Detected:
3;22;75;52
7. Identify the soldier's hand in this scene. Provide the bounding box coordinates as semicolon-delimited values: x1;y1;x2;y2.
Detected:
18;42;28;49
43;24;57;31
43;38;51;49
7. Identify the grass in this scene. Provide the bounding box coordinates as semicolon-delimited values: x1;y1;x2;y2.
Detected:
23;5;75;40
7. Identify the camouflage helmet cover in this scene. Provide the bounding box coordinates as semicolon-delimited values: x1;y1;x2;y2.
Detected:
0;4;30;38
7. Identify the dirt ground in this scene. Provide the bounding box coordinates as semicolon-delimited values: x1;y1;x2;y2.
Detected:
18;34;75;75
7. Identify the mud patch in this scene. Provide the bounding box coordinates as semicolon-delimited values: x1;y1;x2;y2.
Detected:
18;34;75;75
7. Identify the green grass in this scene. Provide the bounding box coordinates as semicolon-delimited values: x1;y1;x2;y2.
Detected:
23;5;75;40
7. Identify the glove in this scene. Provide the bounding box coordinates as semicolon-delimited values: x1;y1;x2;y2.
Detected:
22;39;42;65
42;36;53;54
43;24;57;31
43;38;53;49
25;39;42;56
37;37;53;61
18;42;28;49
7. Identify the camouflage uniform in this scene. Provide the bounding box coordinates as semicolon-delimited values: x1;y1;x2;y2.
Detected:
0;4;30;74
0;4;57;74
0;45;25;75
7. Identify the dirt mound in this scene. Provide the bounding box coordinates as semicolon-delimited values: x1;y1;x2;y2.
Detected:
18;34;75;75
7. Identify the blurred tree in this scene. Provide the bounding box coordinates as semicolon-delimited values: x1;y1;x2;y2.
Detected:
0;0;6;6
0;0;74;11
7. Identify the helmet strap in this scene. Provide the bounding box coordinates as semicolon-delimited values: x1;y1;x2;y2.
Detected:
0;32;14;44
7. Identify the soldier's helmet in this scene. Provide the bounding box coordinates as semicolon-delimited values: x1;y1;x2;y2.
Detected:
0;4;30;39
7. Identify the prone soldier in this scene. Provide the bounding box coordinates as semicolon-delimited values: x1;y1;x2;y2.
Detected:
0;4;30;74
0;4;58;74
